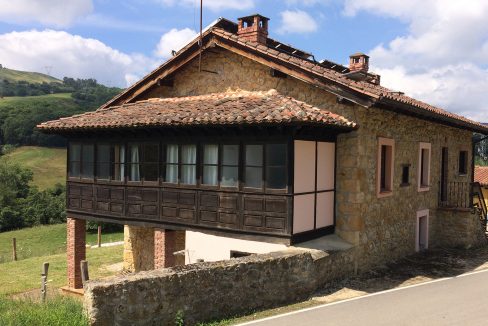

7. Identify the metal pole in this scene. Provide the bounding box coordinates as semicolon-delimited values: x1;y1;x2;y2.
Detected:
80;260;89;286
41;262;49;303
12;238;17;261
97;225;102;248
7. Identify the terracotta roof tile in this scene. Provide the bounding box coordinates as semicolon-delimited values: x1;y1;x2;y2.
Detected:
37;89;357;132
211;28;488;133
475;166;488;186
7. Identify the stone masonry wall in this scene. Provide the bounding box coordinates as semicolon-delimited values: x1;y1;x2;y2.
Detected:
140;48;481;268
435;208;486;249
84;247;357;325
123;225;155;272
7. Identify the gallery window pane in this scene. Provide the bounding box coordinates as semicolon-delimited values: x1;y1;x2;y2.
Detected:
203;144;219;186
97;144;110;180
181;145;196;185
245;166;262;188
266;166;287;189
81;144;94;179
144;143;159;163
69;162;80;178
245;145;263;166
112;145;125;181
266;144;286;166
143;163;159;181
129;144;141;181
222;145;239;165
165;144;179;183
68;143;81;177
221;166;238;187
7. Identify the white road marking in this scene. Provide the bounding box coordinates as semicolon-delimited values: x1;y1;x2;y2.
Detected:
237;268;488;325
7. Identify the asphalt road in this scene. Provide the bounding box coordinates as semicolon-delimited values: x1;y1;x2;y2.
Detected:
240;269;488;326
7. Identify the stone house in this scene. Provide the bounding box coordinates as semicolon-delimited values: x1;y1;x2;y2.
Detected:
38;14;488;291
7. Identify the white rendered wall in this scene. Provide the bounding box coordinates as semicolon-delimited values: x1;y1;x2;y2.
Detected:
293;140;335;234
185;231;288;263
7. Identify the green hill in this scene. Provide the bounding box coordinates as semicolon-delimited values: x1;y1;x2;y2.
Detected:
0;66;61;84
2;146;67;190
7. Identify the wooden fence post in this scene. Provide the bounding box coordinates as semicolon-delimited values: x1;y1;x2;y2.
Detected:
41;262;49;303
12;238;17;261
97;225;102;248
80;260;89;286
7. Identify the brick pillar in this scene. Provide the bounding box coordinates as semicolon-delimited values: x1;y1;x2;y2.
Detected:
154;229;186;269
67;217;86;289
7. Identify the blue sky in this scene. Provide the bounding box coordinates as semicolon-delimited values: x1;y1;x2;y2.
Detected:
0;0;487;121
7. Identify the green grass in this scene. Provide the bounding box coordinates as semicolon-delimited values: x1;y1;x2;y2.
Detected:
0;296;87;326
0;244;123;296
2;146;66;190
0;67;61;84
0;93;73;108
0;224;123;264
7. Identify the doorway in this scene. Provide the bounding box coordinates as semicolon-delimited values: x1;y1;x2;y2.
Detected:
416;210;429;252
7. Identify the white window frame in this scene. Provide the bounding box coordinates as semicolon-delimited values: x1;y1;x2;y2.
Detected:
416;209;429;252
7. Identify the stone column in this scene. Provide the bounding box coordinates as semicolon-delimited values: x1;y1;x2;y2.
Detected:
154;229;186;269
123;225;155;272
67;217;86;289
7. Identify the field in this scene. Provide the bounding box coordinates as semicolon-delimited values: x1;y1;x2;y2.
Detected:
2;146;67;190
0;224;123;264
0;224;124;296
0;93;74;108
0;67;61;84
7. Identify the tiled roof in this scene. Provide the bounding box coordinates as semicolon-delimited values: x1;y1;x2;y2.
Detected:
475;166;488;186
37;89;357;132
210;28;488;133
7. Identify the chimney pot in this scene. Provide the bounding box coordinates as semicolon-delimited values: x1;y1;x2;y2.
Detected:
237;14;270;44
349;53;369;73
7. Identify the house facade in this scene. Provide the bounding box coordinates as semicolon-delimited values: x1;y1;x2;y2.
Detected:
38;14;488;290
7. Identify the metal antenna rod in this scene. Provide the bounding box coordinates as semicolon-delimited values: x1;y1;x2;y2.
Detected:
199;0;203;72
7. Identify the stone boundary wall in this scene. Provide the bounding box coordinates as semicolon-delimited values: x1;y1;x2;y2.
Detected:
435;208;487;249
84;248;357;325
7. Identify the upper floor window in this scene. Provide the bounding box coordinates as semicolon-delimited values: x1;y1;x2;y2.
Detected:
181;145;197;185
459;150;468;175
164;144;179;183
418;142;431;192
221;145;239;187
69;143;94;179
377;137;394;197
202;144;218;186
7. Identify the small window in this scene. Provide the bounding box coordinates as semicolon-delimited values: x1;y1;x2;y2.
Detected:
181;145;197;185
401;164;410;186
245;144;263;188
377;138;394;197
221;145;239;187
418;142;431;191
459;151;468;175
164;144;179;183
202;144;218;186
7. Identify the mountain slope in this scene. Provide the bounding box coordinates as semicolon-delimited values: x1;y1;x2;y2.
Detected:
0;66;61;84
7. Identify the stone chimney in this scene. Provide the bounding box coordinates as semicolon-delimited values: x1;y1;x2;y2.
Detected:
237;14;270;44
349;53;369;73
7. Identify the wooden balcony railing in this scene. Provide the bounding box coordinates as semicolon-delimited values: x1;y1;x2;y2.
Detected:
438;181;471;209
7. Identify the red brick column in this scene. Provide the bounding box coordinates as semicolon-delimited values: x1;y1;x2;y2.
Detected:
67;217;86;289
154;229;185;269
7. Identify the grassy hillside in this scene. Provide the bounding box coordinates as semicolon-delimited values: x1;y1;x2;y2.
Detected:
0;224;124;264
2;146;67;190
0;92;73;108
0;67;61;84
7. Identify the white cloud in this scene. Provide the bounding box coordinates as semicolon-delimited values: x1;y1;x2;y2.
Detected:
277;10;318;34
155;28;198;59
158;0;254;11
0;0;93;27
344;0;488;121
0;30;158;87
284;0;328;6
